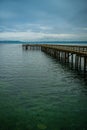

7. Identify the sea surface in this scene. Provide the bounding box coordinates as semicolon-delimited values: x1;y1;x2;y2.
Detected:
0;44;87;130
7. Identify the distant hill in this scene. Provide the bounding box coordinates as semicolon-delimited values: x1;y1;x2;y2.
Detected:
0;40;87;44
0;41;24;44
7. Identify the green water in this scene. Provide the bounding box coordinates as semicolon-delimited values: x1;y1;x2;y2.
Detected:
0;44;87;130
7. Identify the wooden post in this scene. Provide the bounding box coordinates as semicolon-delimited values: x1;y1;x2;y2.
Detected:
79;56;81;71
84;57;87;73
58;51;60;61
75;54;79;70
26;45;28;50
71;53;73;68
67;53;69;63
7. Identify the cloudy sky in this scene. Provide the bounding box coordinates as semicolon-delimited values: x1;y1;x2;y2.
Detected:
0;0;87;41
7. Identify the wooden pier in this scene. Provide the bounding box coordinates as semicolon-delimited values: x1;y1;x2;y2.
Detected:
22;44;41;50
22;44;87;75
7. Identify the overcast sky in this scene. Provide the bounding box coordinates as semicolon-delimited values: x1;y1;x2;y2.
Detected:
0;0;87;41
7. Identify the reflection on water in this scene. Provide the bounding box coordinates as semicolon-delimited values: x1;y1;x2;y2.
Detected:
0;44;87;130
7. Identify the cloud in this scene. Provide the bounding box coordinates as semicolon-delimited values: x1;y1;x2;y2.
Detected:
0;0;87;41
0;23;53;33
0;31;87;41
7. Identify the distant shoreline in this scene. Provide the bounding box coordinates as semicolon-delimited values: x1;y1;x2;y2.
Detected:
0;40;87;44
